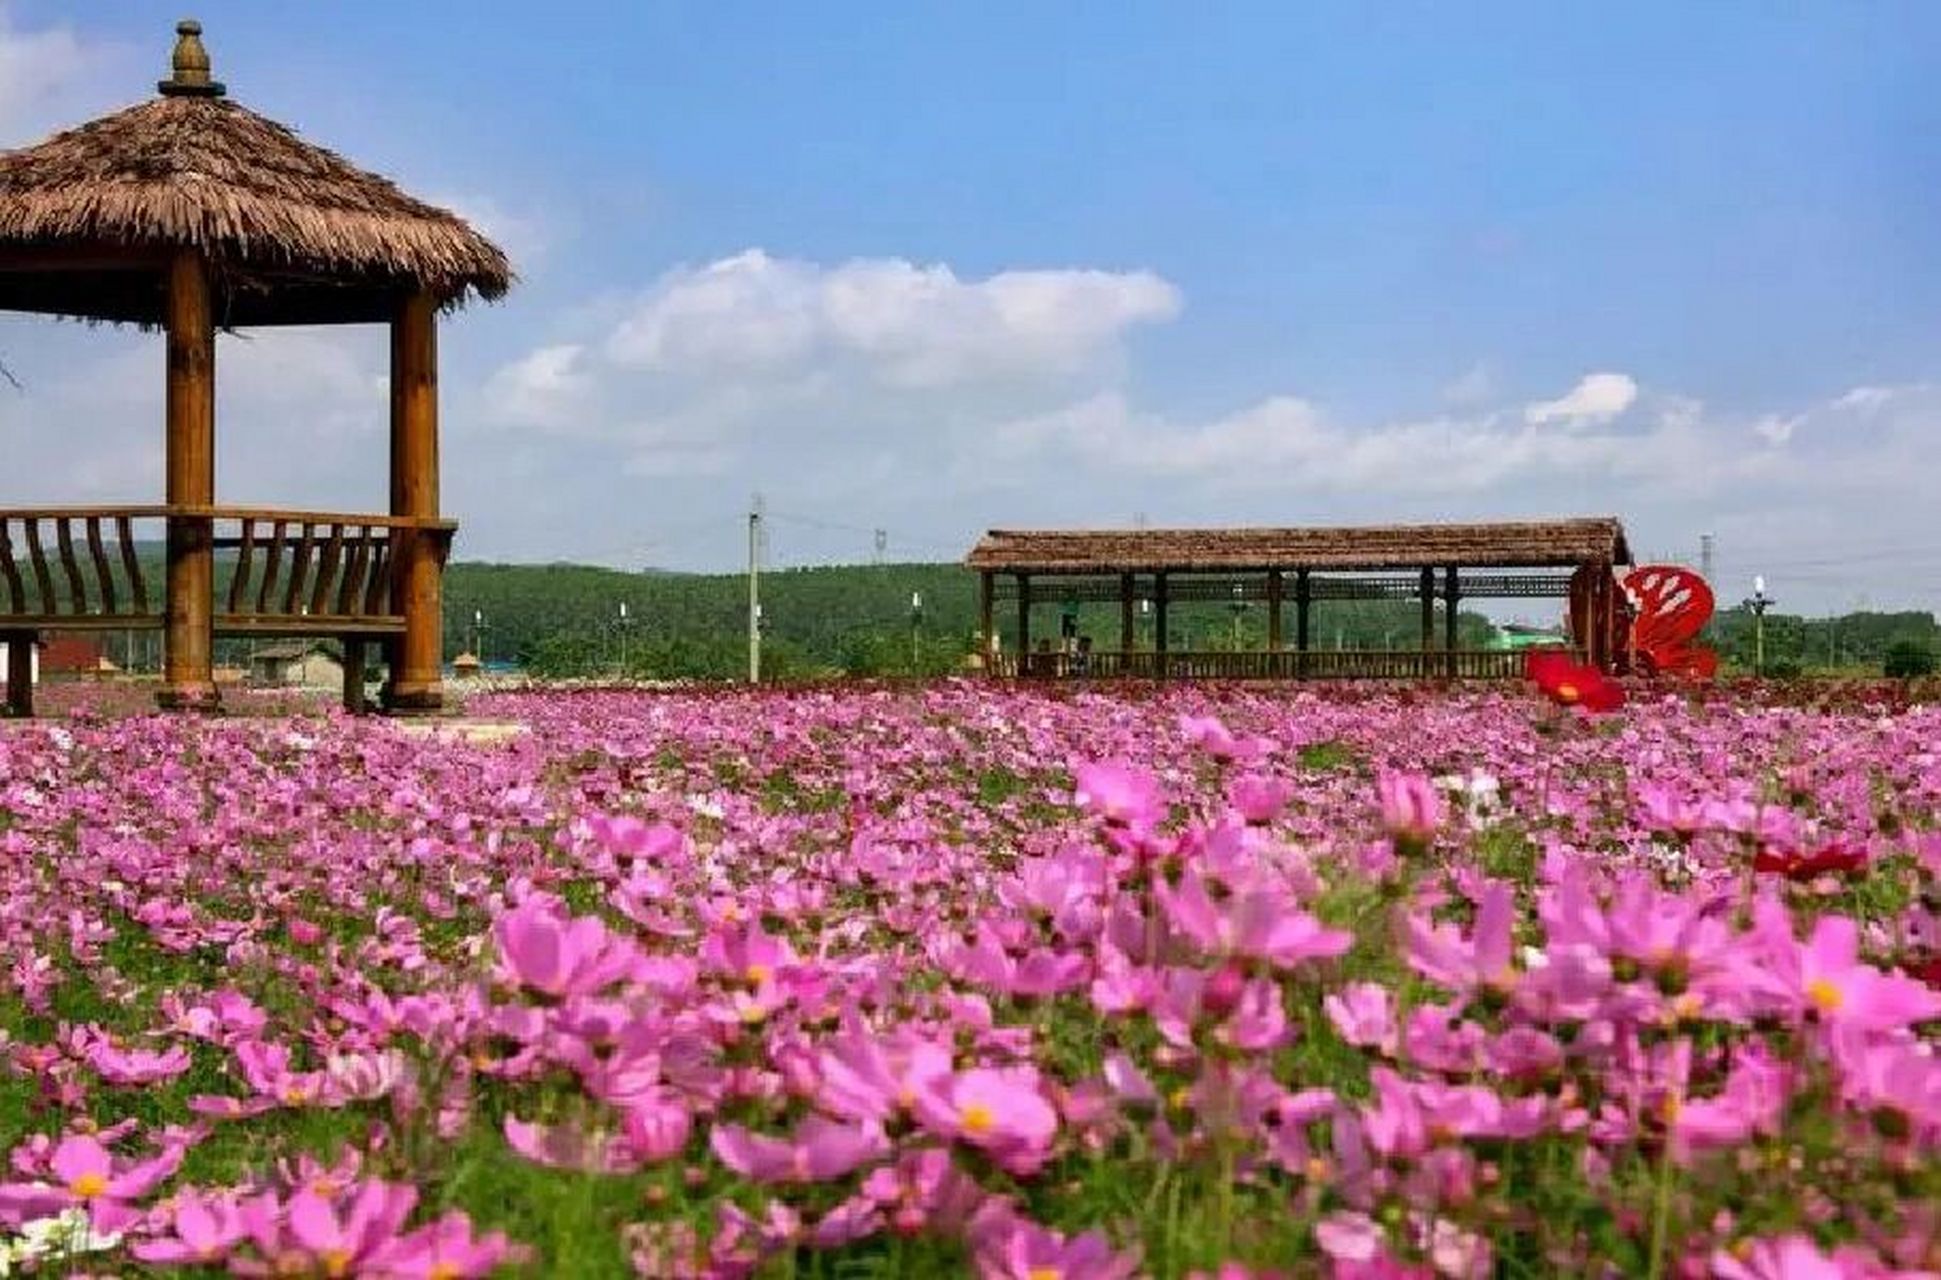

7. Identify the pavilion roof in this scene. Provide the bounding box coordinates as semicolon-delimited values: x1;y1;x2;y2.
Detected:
0;21;511;326
965;518;1631;574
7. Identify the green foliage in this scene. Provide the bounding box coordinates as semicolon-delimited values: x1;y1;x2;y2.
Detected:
442;561;1503;682
1883;639;1937;679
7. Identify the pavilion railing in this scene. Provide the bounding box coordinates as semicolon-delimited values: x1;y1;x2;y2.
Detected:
0;506;453;634
991;648;1573;681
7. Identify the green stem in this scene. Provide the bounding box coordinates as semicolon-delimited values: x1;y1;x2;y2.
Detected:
1645;1143;1677;1280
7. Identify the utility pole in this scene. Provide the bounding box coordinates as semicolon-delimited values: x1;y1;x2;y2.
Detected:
745;495;760;687
617;600;631;675
1700;532;1715;584
874;528;888;564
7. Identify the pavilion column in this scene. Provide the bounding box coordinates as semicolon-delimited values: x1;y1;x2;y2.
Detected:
1266;569;1284;655
1418;566;1435;677
1014;573;1031;672
978;571;995;669
3;633;32;717
1119;572;1135;654
1295;569;1311;679
1154;571;1170;680
1443;565;1459;678
384;290;444;713
158;248;218;711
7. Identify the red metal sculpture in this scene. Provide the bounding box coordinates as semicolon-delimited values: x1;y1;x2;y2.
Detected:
1621;565;1717;678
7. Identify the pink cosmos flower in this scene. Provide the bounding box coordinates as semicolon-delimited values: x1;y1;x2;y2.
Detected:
490;902;643;1000
816;1023;953;1124
88;1040;192;1086
913;1066;1061;1175
1710;1233;1882;1280
709;1116;890;1184
0;1132;184;1233
282;1179;418;1276
1072;762;1165;828
1405;879;1518;996
970;1210;1141;1279
370;1210;522;1278
1226;773;1293;825
132;1188;247;1265
1178;714;1265;764
1377;771;1442;845
1758;908;1941;1032
1156;868;1350;969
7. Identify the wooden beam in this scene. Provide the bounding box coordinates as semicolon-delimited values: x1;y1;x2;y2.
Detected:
383;291;445;714
0;244;168;273
1119;572;1135;652
158;249;218;712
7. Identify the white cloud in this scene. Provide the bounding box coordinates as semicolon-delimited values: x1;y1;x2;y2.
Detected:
604;248;1179;386
482;343;592;431
0;8;116;145
1750;413;1800;447
1441;361;1495;406
426;192;547;270
1524;372;1639;426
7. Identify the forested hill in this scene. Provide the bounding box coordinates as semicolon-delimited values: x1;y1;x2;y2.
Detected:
442;561;1500;679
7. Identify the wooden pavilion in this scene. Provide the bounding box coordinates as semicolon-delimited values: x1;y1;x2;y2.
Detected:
0;20;510;717
965;518;1631;680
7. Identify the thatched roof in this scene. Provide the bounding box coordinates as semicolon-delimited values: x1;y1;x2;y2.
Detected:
0;21;511;326
966;518;1631;573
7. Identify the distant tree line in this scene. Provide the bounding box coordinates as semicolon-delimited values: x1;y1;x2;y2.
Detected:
442;562;1500;680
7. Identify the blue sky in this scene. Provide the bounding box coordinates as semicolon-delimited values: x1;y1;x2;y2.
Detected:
3;2;1938;612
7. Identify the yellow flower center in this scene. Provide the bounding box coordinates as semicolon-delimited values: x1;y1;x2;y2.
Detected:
745;963;771;986
322;1248;353;1277
1028;1269;1062;1280
896;1087;916;1110
739;1003;768;1025
1806;978;1843;1012
428;1264;461;1280
1169;1086;1192;1110
1305;1156;1331;1182
1659;1093;1682;1123
961;1102;995;1135
1556;682;1581;703
69;1171;108;1198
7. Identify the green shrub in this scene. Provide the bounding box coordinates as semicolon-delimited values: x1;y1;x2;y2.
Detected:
1884;640;1937;679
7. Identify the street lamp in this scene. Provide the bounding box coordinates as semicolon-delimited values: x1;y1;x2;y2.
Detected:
472;609;487;666
1744;576;1773;676
616;601;633;676
1229;582;1247;648
909;590;924;669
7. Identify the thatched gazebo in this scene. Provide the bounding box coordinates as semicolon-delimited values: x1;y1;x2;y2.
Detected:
0;19;510;717
965;517;1633;680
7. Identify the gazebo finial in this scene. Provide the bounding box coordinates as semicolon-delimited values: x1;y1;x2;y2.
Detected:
158;18;226;98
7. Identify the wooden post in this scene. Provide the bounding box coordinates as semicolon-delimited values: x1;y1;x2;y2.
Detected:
2;631;32;717
384;291;444;713
158;248;218;711
978;571;995;667
1014;573;1031;671
1443;565;1459;678
1119;572;1135;654
341;638;368;714
1418;566;1435;678
1266;569;1284;655
1154;571;1170;679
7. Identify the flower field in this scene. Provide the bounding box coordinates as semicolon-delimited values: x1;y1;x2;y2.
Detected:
0;681;1937;1277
